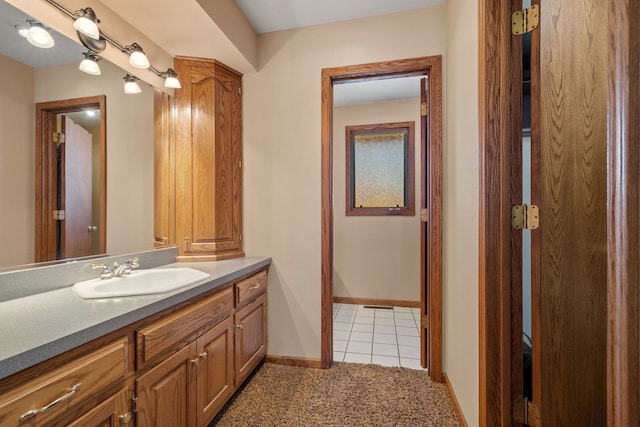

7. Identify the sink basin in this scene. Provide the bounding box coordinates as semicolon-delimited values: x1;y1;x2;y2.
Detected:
72;268;211;299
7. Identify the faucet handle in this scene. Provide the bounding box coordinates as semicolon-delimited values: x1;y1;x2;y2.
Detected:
91;263;113;280
125;257;140;269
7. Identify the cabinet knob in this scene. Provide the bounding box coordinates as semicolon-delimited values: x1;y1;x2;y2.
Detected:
199;352;208;360
120;412;133;424
191;357;200;365
236;324;243;331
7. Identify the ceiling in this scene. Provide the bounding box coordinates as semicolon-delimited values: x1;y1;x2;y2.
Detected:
234;0;446;34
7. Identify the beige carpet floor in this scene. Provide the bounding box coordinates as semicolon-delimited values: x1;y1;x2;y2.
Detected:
210;362;460;426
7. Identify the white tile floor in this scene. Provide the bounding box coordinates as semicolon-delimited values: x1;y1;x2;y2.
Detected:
333;303;424;370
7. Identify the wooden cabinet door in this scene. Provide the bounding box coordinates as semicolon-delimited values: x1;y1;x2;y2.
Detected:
234;293;267;385
175;57;244;261
196;317;234;426
66;389;131;427
136;343;197;427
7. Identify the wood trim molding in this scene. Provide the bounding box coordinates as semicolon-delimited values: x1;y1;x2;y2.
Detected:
265;356;323;369
321;56;443;380
444;373;468;427
608;0;640;424
332;297;420;308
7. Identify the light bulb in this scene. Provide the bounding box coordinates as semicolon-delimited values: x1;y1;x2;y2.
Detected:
79;58;101;75
27;24;54;48
73;8;100;40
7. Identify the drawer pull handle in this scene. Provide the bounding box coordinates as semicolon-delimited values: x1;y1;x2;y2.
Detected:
199;352;208;360
19;383;82;422
249;284;261;291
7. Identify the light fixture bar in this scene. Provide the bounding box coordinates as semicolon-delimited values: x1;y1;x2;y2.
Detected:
44;0;179;88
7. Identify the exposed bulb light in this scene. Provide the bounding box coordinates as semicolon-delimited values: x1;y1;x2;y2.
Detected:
162;68;181;89
73;8;100;40
26;21;54;49
78;51;102;75
125;43;150;69
123;74;142;94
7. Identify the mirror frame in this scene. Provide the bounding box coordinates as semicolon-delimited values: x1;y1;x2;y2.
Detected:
35;95;106;262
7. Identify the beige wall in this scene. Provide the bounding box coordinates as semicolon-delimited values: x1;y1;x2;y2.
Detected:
444;0;480;425
0;54;34;267
242;5;446;361
332;99;421;302
34;59;155;256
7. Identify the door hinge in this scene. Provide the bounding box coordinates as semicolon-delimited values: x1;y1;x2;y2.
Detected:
420;208;429;223
513;398;541;427
511;204;539;230
512;4;539;35
131;395;138;413
53;209;65;220
233;370;236;382
421;102;428;117
421;315;428;329
238;87;242;95
53;132;65;144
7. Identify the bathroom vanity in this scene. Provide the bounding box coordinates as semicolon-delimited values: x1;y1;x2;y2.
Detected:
0;254;270;427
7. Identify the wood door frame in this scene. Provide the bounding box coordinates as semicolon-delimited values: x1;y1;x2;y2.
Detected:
479;0;640;424
607;0;640;424
321;56;443;382
35;95;106;262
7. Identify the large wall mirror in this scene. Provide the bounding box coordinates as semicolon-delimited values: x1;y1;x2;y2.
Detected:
0;0;157;270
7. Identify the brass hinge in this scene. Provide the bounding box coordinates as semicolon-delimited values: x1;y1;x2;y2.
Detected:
238;87;242;95
53;132;65;144
53;209;65;220
421;315;428;329
421;208;429;223
131;395;138;413
421;102;428;117
513;398;541;427
512;4;539;35
511;204;539;230
233;370;236;382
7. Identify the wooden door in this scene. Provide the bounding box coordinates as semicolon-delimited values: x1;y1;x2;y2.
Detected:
60;115;94;259
419;75;443;379
66;389;131;427
196;317;234;426
234;294;267;385
136;343;197;427
528;0;608;424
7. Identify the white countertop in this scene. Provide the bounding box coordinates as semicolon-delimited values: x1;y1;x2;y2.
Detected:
0;257;271;381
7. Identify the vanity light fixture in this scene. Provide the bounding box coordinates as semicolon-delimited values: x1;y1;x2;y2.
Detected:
78;51;102;75
73;7;100;40
123;74;142;94
161;68;181;89
26;21;55;48
125;43;150;69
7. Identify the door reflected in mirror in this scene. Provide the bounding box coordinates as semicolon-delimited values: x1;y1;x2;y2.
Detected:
35;96;106;262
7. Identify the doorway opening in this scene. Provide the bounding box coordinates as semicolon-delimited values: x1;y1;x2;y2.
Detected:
35;95;106;262
321;56;442;381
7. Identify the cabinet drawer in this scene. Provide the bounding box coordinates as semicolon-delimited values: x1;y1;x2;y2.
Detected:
235;270;267;307
0;338;127;427
136;286;233;367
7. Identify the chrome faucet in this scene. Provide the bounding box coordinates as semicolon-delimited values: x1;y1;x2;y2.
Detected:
113;257;140;277
91;257;140;280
